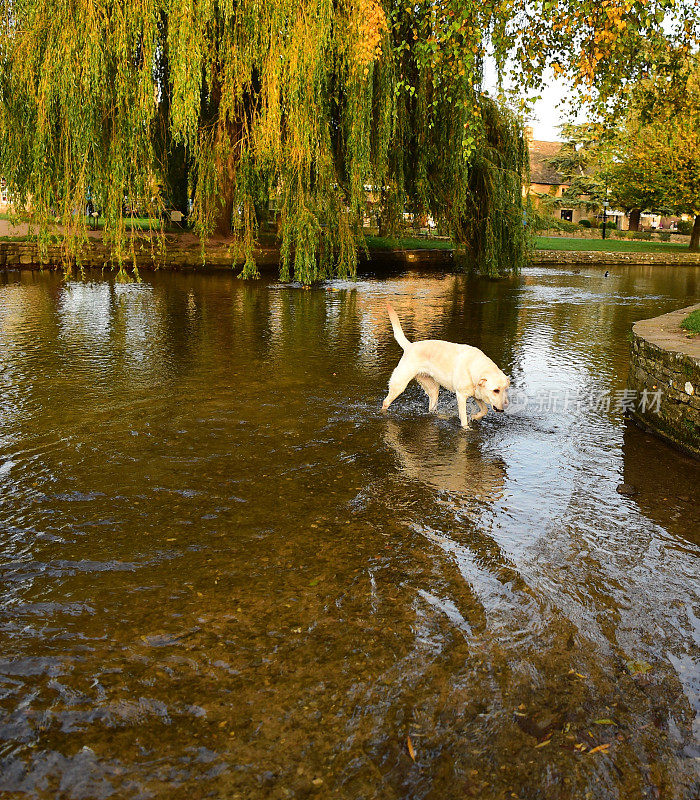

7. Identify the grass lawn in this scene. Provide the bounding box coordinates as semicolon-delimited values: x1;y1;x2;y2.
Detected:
366;234;693;255
92;217;165;231
680;309;700;335
534;236;691;254
0;213;168;231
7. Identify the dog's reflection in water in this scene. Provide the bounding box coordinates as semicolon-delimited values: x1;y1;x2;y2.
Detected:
384;417;507;505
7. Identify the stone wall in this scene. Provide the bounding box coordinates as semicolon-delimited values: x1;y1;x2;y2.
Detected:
628;304;700;458
0;239;455;272
0;239;281;271
532;250;700;266
2;238;699;272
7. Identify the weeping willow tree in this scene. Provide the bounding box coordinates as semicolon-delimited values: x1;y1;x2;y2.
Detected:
0;0;696;282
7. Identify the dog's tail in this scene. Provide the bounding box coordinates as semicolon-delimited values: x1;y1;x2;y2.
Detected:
386;302;410;350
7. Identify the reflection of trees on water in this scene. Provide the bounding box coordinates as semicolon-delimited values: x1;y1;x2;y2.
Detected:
0;277;62;443
4;267;699;412
353;273;522;371
7;270;524;401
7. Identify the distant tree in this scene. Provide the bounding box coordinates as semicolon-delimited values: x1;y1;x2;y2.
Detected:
545;122;662;231
546;123;612;214
608;57;700;249
548;55;700;245
604;120;670;232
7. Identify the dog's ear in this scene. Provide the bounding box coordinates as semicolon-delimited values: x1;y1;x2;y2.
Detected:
478;377;488;387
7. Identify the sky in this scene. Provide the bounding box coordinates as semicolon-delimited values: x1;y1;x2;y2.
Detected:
525;77;572;141
482;58;587;143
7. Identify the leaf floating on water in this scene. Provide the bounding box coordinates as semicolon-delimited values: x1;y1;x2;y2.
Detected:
588;743;611;754
534;739;551;749
407;736;416;761
593;719;616;725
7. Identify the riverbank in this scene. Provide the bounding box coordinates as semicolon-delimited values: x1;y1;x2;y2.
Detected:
532;250;700;266
0;237;458;272
628;303;700;458
2;235;700;272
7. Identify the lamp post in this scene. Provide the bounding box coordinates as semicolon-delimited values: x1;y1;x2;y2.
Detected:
602;185;611;240
602;200;608;239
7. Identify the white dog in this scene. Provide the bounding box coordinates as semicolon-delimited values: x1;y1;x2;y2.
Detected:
382;303;510;428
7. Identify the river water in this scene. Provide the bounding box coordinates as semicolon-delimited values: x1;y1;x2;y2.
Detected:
0;264;698;799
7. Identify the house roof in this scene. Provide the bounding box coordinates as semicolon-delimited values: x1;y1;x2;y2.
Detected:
529;140;567;185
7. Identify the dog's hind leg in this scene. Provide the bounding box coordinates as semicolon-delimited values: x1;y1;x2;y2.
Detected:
382;357;417;410
416;374;440;412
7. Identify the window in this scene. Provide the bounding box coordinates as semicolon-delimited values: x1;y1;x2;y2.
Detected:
561;210;573;222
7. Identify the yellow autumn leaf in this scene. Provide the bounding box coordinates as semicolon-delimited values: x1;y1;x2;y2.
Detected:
407;735;416;761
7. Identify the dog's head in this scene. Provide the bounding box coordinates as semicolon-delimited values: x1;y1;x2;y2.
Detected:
477;371;510;412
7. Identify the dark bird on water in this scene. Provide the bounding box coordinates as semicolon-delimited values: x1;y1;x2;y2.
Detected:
604;271;610;277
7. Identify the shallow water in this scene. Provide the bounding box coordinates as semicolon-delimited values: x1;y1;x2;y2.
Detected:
0;264;698;799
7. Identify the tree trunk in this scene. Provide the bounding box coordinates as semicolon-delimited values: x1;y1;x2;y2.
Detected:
213;182;235;237
690;214;700;252
154;14;190;220
212;130;238;237
377;210;392;238
628;208;641;231
166;143;189;218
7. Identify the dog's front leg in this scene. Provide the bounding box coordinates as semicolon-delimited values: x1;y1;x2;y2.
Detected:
456;392;471;428
471;399;488;421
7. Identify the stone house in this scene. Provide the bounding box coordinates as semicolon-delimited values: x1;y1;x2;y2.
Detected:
0;177;9;211
525;131;591;225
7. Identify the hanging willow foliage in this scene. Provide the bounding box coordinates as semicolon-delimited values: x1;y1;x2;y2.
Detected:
0;0;695;282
